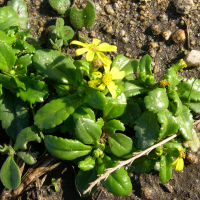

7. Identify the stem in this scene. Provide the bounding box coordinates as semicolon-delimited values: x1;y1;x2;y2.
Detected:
83;134;177;195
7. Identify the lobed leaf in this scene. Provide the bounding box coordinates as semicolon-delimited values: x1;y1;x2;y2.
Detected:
104;119;125;134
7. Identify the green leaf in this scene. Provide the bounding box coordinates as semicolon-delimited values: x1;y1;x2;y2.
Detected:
16;77;49;104
34;93;82;129
108;133;134;158
0;6;18;23
74;60;91;78
157;110;179;140
159;155;174;184
78;156;96;171
175;105;193;141
144;88;169;113
0;30;15;45
104;119;125;134
168;90;182;117
7;0;28;29
97;155;132;196
84;87;107;110
123;80;150;97
183;129;200;152
162;68;182;90
96;117;104;129
112;55;139;77
103;93;127;120
76;168;97;197
183;101;200;114
163;138;183;149
135;111;160;150
49;0;71;14
0;42;16;72
177;78;200;102
139;54;152;75
60;115;74;133
54;84;71;97
13;39;35;54
72;106;95;122
44;135;92;160
70;0;95;29
0;89;29;140
15;54;32;67
0;156;21;189
32;49;76;86
14;126;41;151
75;118;102;144
16;151;37;165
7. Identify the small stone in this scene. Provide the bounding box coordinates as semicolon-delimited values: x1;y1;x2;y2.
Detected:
162;30;172;40
113;3;119;10
171;29;186;43
151;24;161;35
186;152;198;164
174;0;195;14
153;65;159;73
159;13;168;24
90;31;95;38
136;43;142;49
119;30;126;37
105;4;115;15
148;42;159;49
180;20;185;26
185;50;200;67
39;20;46;27
121;36;129;44
191;40;196;45
38;27;43;33
95;3;102;13
149;49;156;58
103;25;113;34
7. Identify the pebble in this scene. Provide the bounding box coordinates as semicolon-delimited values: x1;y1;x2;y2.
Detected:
186;152;198;164
153;65;159;73
162;30;172;40
148;42;159;49
90;31;96;38
174;0;195;14
185;50;200;67
171;29;186;43
113;3;119;10
159;13;168;24
121;36;129;44
119;30;126;37
148;49;156;58
151;24;161;35
95;3;102;13
103;25;113;34
105;4;115;15
136;43;142;49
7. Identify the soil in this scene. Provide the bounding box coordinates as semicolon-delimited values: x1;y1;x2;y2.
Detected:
1;0;200;199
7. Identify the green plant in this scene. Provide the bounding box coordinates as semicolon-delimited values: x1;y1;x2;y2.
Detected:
49;0;71;14
0;1;200;198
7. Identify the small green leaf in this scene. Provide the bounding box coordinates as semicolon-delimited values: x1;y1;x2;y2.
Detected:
78;156;96;171
103;93;127;120
175;105;193;141
96;118;104;129
159;155;174;184
163;138;183;149
34;93;82;129
75;118;102;144
0;30;15;45
16;77;49;104
177;78;200;102
84;87;107;110
14;126;41;151
0;89;29;140
0;6;18;24
44;135;92;160
76;168;97;197
72;106;95;122
112;55;139;77
139;54;152;75
123;80;150;97
104;119;125;134
16;151;37;165
13;39;35;54
97;155;132;196
135;111;160;150
108;133;134;158
0;156;21;189
49;0;71;14
0;42;16;72
15;54;32;67
162;68;182;90
70;0;95;29
157;110;179;140
144;88;169;113
7;0;28;29
33;49;76;86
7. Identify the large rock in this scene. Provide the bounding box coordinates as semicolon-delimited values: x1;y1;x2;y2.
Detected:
174;0;195;14
185;50;200;67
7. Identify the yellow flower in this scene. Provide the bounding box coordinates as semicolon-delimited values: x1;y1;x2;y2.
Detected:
70;38;117;66
88;65;125;98
171;148;185;171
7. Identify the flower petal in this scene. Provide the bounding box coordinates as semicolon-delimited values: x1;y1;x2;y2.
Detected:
175;158;184;171
111;67;125;80
75;48;89;56
91;71;103;78
86;50;95;62
171;158;179;167
88;80;105;91
70;40;88;48
96;52;112;66
92;38;101;46
97;43;117;52
104;64;111;73
107;81;118;98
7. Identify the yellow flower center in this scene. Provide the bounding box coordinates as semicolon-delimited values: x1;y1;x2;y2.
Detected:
102;73;113;85
179;149;185;159
91;45;97;52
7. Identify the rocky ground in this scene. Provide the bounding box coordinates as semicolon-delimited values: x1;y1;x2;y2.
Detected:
1;0;200;199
